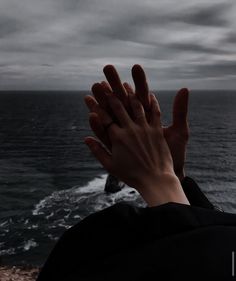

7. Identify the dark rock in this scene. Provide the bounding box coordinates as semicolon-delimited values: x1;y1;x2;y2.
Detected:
104;174;125;194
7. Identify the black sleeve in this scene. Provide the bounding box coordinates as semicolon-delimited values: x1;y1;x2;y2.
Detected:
36;203;141;281
37;202;236;281
181;176;215;210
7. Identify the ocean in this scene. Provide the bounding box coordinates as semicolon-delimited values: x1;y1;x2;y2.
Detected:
0;90;236;266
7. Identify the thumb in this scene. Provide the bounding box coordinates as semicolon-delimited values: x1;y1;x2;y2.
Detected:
84;137;112;172
173;88;189;128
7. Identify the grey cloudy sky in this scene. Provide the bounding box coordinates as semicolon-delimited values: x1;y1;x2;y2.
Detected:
0;0;236;90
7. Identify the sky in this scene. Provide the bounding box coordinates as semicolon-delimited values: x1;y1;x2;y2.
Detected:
0;0;236;90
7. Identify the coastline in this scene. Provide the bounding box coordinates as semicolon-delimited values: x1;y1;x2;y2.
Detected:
0;265;40;281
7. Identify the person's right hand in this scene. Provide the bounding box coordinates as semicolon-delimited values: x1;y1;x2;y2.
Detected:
84;92;189;207
163;90;189;181
85;65;189;182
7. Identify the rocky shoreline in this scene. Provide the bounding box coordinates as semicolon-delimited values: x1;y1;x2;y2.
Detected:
0;265;40;281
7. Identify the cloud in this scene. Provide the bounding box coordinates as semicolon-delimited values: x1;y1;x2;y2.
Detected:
168;42;231;55
0;0;235;90
194;61;236;78
85;2;232;45
0;15;25;38
225;32;236;44
178;3;230;27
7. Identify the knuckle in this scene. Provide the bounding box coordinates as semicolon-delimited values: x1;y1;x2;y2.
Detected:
110;129;121;142
134;105;144;116
113;102;121;112
127;125;138;136
133;102;142;111
154;106;161;117
135;111;143;120
111;99;122;112
153;127;163;137
143;125;153;136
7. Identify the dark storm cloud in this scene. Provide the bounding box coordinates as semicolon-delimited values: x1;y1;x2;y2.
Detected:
0;0;235;90
0;45;36;53
60;0;90;11
87;2;231;44
194;61;236;78
141;59;236;92
225;32;236;44
179;3;230;27
174;61;236;79
0;16;25;38
168;42;230;55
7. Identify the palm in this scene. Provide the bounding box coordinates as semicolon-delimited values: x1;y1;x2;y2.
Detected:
163;125;189;180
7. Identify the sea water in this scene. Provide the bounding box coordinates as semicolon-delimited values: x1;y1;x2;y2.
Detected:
0;90;235;265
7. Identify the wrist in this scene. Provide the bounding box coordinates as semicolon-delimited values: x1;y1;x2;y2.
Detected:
175;169;185;182
136;173;189;207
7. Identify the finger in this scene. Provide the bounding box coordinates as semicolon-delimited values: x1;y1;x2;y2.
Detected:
84;95;114;127
101;81;112;93
84;136;112;172
131;64;150;111
91;83;110;110
123;82;136;120
123;82;135;95
103;65;128;107
172;88;189;128
84;95;98;112
149;93;161;127
129;93;147;125
88;112;111;150
100;78;133;119
107;94;132;127
89;111;119;141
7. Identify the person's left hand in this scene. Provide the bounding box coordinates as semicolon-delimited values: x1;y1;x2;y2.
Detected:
84;92;189;206
85;65;189;182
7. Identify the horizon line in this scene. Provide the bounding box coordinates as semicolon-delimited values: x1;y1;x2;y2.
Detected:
0;89;235;92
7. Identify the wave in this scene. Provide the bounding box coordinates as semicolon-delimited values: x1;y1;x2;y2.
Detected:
33;174;145;217
31;174;145;240
0;239;38;256
0;175;145;262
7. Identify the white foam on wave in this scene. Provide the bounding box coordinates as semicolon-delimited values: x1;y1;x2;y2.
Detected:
74;174;108;194
0;219;12;233
32;174;145;218
27;224;39;230
0;247;16;256
0;220;9;227
30;174;146;242
0;242;16;256
32;175;106;216
22;239;38;251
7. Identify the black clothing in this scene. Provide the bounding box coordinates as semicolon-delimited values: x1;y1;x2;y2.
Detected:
37;178;236;280
181;177;215;209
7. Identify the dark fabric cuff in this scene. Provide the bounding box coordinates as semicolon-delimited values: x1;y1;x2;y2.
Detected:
181;177;215;210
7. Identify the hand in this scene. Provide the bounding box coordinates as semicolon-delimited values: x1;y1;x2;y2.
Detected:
84;92;189;207
163;89;189;181
85;65;189;182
